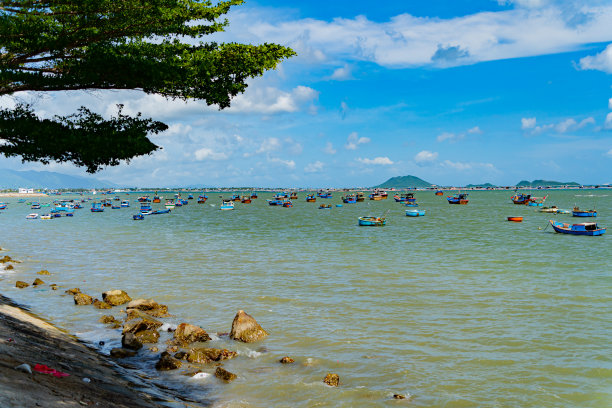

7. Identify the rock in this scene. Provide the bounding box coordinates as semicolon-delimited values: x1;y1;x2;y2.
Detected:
102;290;131;306
186;348;237;364
393;394;406;400
37;270;50;275
166;345;179;353
171;323;211;346
121;333;143;350
149;346;159;353
5;264;14;270
134;330;159;344
155;352;182;371
229;310;268;343
93;299;112;309
215;366;237;383
32;278;45;286
279;356;295;364
126;298;169;317
65;288;81;295
50;284;58;290
110;348;137;358
1;255;13;263
174;351;188;360
73;293;93;305
122;316;163;334
15;281;29;289
323;373;340;387
14;363;32;374
99;315;117;324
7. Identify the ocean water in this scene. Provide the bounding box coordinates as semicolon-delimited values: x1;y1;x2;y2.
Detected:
0;190;610;407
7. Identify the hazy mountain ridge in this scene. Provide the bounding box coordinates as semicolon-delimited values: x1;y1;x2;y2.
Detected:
0;169;119;189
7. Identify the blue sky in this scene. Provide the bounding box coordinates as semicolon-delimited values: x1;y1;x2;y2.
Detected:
1;0;612;187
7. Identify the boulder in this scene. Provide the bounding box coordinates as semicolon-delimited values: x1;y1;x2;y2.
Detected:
121;332;143;350
65;288;81;295
50;284;58;290
126;298;169;317
93;299;112;309
1;255;12;263
99;315;119;324
110;348;137;358
393;394;407;400
37;270;51;275
323;373;340;387
134;330;159;344
5;264;13;270
279;356;295;364
155;352;182;371
102;290;131;306
186;347;237;364
15;281;29;289
149;346;159;353
32;278;45;286
171;323;211;346
74;293;93;305
122;316;163;334
215;367;237;383
229;310;268;343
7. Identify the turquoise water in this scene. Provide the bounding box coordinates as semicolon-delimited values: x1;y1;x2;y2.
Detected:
1;190;611;407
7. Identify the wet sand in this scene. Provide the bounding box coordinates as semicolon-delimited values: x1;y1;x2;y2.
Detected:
0;294;168;408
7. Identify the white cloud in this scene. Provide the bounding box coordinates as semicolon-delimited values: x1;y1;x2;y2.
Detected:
194;148;229;161
521;117;537;129
357;157;394;165
437;132;456;142
256;137;282;154
605;112;612;129
467;126;483;134
578;43;612;74
414;150;438;163
606;148;612;158
330;65;353;80
285;137;303;155
441;160;496;171
229;85;319;114
304;161;325;173
609;98;612;110
323;141;337;154
345;132;371;150
267;157;296;169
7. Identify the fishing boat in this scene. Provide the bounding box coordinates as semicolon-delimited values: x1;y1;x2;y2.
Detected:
65;211;74;217
290;192;298;200
26;213;39;219
151;209;171;215
133;214;145;220
358;216;386;226
0;203;8;210
220;200;235;210
336;204;343;207
305;194;316;202
369;193;384;201
90;202;104;212
319;204;332;209
31;202;41;210
405;202;419;207
40;214;52;220
138;196;151;203
250;192;258;199
152;196;161;203
121;200;130;207
356;193;365;202
406;209;426;217
267;198;284;206
197;195;208;204
187;194;194;200
507;216;523;222
435;190;444;196
394;193;415;203
282;201;293;208
174;199;183;207
231;193;241;201
511;193;531;205
241;196;252;204
539;206;558;213
572;207;597;217
318;191;332;198
447;193;469;204
549;220;606;236
342;195;357;204
165;200;175;209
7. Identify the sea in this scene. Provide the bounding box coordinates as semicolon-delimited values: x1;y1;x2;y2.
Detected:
0;189;610;407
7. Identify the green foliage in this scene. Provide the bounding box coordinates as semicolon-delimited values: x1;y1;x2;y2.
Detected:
375;175;433;189
0;0;295;171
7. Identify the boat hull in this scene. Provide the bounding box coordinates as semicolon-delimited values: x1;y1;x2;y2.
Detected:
572;211;597;217
358;217;386;226
406;210;425;217
507;217;523;222
550;220;606;236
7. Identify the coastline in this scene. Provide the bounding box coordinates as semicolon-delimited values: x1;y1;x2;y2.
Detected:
0;294;170;408
0;193;48;198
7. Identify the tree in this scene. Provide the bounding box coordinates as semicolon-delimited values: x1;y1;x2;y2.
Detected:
0;0;295;172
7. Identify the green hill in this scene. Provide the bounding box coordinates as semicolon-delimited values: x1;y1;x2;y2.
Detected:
374;175;432;189
466;183;496;188
516;179;580;187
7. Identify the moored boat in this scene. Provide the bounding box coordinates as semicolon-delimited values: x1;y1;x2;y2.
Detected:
319;204;332;209
406;209;425;217
151;209;171;215
241;196;252;204
549;220;606;236
435;190;444;196
282;201;293;208
447;193;469;204
342;194;357;204
133;214;145;220
26;213;39;219
197;195;208;204
40;214;52;220
305;194;316;202
220;200;235;210
121;200;130;207
152;196;161;203
0;203;8;210
165;200;175;209
511;193;531;205
90;202;104;212
507;216;523;222
358;216;386;226
572;207;597;217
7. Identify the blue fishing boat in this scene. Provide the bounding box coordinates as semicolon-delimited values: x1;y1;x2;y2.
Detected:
336;204;343;207
549;220;606;236
197;195;207;204
65;211;74;217
282;201;293;208
447;193;469;204
394;193;416;203
406;209;426;217
267;199;284;206
358;216;386;226
220;200;235;210
405;202;419;207
133;214;145;220
121;200;130;207
151;209;171;215
511;193;531;205
305;194;316;202
187;194;194;200
342;195;357;203
572;207;597;217
90;202;104;212
111;205;121;209
318;191;333;198
31;202;41;210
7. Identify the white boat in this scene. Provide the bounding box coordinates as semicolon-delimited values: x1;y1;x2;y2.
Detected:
220;200;235;210
26;213;39;219
165;200;175;209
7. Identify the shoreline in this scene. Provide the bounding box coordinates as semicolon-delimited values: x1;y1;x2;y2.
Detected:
0;293;175;408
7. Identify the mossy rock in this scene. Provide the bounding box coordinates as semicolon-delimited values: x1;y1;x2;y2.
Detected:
186;348;237;364
229;310;268;343
74;293;93;305
5;264;14;270
32;278;45;286
99;315;119;324
122;316;163;334
323;373;340;387
93;299;112;309
155;352;182;371
110;348;137;358
279;356;295;364
171;323;210;346
37;270;51;275
134;330;160;344
102;290;131;306
65;288;81;295
15;281;29;289
215;366;237;383
1;255;13;263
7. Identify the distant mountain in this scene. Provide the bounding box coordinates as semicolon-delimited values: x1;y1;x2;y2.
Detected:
0;169;119;189
374;175;432;188
516;179;580;187
466;183;496;188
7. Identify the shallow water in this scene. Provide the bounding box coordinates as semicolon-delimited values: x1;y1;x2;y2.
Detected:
1;190;611;407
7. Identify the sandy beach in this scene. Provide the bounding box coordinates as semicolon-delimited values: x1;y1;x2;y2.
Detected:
0;294;168;408
0;193;49;198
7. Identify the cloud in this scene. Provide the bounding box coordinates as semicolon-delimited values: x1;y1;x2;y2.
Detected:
229;85;320;114
345;132;371;150
437;132;457;142
194;148;229;161
304;161;325;173
414;150;438;164
340;101;349;119
256;137;282;154
609;98;612;110
357;157;394;165
330;65;354;80
323;141;337;154
467;126;483;134
441;160;496;171
605;112;612;129
267;156;296;169
606;148;612;158
521;117;537;129
578;43;612;74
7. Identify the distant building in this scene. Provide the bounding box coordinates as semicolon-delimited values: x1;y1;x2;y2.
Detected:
18;188;34;194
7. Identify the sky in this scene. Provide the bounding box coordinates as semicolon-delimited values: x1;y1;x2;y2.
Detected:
1;0;612;187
